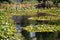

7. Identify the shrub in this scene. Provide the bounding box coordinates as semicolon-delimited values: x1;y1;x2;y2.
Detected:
0;11;25;40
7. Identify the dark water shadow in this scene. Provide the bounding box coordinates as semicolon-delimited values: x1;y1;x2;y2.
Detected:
36;12;58;17
35;19;60;26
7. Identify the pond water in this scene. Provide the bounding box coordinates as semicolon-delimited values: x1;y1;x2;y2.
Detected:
30;32;35;38
16;25;36;38
12;16;36;38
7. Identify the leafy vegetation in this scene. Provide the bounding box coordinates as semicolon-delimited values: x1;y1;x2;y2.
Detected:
0;0;60;40
0;0;14;3
0;5;60;32
0;11;25;40
24;24;60;32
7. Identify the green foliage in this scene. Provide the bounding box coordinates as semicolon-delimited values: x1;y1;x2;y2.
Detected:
2;5;60;32
0;3;60;40
0;11;25;40
22;0;38;4
24;24;60;32
0;0;14;3
51;0;60;3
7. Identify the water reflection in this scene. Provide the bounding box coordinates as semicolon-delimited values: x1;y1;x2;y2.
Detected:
30;32;35;38
16;24;23;32
16;24;36;38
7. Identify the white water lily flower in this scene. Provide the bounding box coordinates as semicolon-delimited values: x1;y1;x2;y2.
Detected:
6;22;8;25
